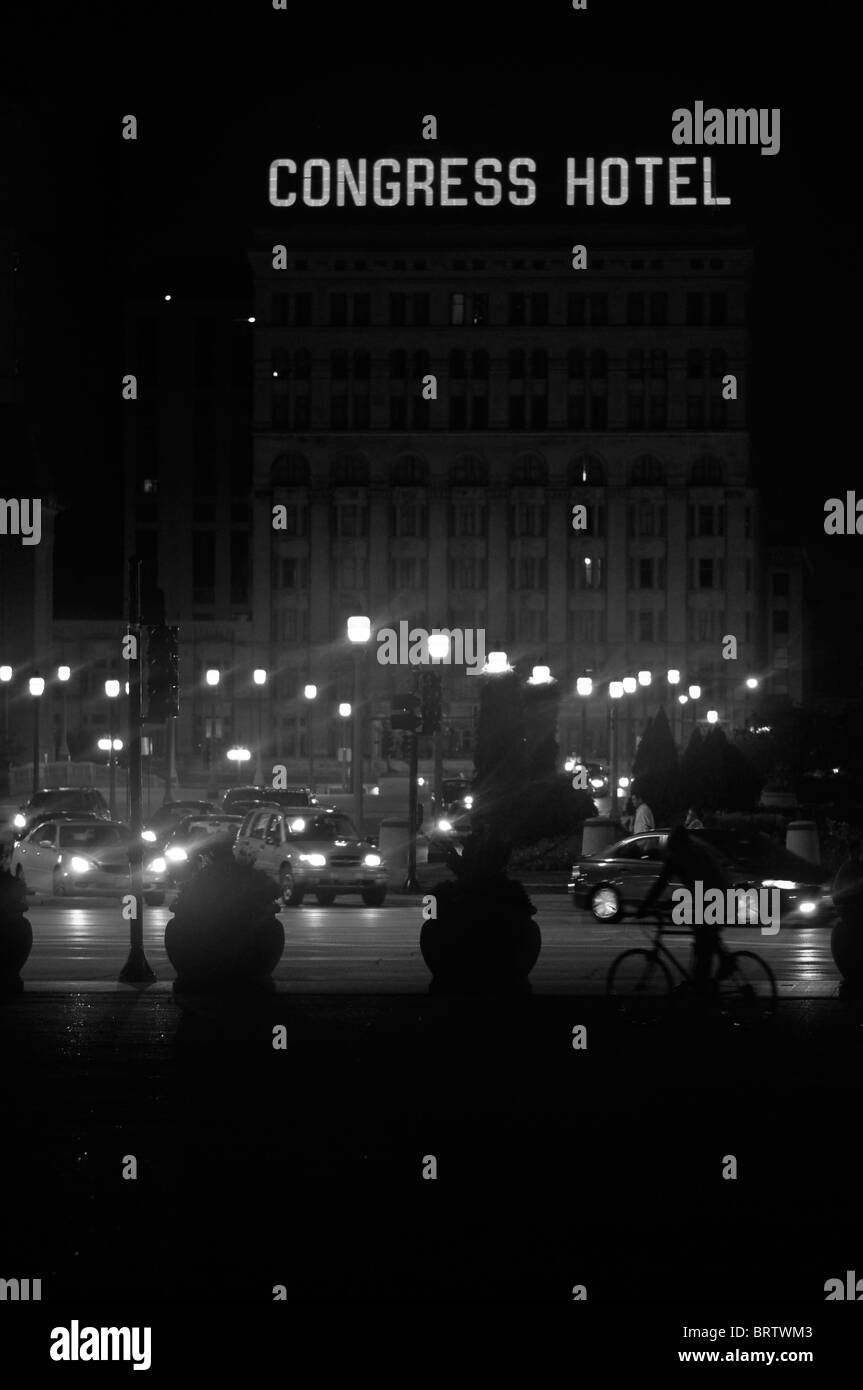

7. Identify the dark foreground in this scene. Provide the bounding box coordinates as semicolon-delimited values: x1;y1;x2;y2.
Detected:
2;988;862;1312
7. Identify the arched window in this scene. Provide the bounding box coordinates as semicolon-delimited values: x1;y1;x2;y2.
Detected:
271;453;310;487
352;350;370;380
689;455;725;485
508;349;525;379
567;348;585;380
530;349;548;378
471;350;489;380
331;454;370;486
449;454;488;486
449;349;466;380
391;454;429;486
569;454;605;486
589;349;607;379
272;348;291;378
627;349;644;379
511;453;547;485
331;351;348;381
389;349;407;379
629;455;666;486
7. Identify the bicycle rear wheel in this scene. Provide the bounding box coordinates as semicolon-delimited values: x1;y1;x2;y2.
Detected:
718;950;778;1028
607;949;673;1025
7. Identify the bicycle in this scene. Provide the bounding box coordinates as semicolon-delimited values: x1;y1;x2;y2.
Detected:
606;913;778;1028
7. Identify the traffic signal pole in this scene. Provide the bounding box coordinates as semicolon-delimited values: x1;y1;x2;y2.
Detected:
119;557;156;983
406;730;419;891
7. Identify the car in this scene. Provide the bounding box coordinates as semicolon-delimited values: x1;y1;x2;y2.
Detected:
568;827;832;926
140;800;219;848
11;817;165;902
234;805;387;907
151;813;245;890
428;781;474;861
12;787;109;841
221;785;319;814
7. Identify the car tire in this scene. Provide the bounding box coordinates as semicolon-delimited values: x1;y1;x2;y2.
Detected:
144;893;165;907
590;884;622;923
280;865;304;907
315;890;337;906
361;887;387;907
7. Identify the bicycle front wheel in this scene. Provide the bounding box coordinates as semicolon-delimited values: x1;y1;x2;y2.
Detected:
719;950;778;1028
607;949;673;1026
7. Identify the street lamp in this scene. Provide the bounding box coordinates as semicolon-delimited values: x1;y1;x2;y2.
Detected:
205;668;220;788
484;651;511;674
706;709;719;724
304;684;317;792
57;664;71;763
252;668;267;784
609;680;623;813
1;665;12;757
576;675;593;762
427;633;450;813
105;678;120;819
528;665;553;684
347;616;372;834
746;677;759;690
29;675;45;798
227;746;252;782
338;702;352;792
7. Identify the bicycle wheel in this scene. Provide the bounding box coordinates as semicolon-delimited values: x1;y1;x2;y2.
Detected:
718;950;777;1028
607;949;673;1025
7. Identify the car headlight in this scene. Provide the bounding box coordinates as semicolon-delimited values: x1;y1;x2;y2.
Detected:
147;857;167;874
14;813;26;829
437;819;453;833
364;853;382;867
299;853;326;868
762;879;796;890
166;846;188;863
141;829;157;842
590;778;604;789
68;856;93;874
798;901;817;914
289;819;307;833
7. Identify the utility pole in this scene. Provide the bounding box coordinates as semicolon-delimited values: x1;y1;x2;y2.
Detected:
119;557;156;984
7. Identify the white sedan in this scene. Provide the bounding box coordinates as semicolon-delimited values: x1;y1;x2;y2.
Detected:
10;817;165;903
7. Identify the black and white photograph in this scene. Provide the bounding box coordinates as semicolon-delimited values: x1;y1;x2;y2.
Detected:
1;3;861;1371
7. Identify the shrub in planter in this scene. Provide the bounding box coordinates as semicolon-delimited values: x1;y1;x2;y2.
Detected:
165;844;284;989
420;826;540;995
0;866;33;993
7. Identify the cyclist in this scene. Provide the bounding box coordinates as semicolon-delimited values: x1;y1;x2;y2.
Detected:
636;823;730;995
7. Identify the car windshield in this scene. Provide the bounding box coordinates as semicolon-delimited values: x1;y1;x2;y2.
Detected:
29;791;85;808
59;824;129;850
287;813;358;840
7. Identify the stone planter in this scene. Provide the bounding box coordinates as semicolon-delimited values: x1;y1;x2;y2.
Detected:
164;853;284;990
0;869;33;993
420;880;541;995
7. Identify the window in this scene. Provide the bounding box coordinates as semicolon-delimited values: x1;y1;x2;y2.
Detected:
333;503;368;537
709;398;728;429
568;349;585;380
709;292;727;326
353;293;370;326
508;396;526;429
411;398;431;429
567;395;586;428
450;349;466;380
649;292;667;325
192;531;215;604
569;609;606;643
573;555;604;589
687;349;704;379
590;396;608;429
627;350;645;379
590;293;608;325
567;293;586;326
589;349;607;379
512;454;547;486
352;396;370;430
330;293;348;326
449;556;487;588
295;293;312;326
629;455;665;486
773;572;789;596
391;293;407;326
390;395;407;426
530;349;547;378
530;292;548;324
511;501;545;537
687;396;706;428
686;292;704;325
627;395;645;429
509;556;547;589
271;293;290;326
294;349;310;381
639;559;653;588
391;455;428;486
334;556;367;589
412;293;430;325
649;397;667;429
470;396;488;429
709;348;727;377
452;502;486;537
690;456;724;485
698;504;715;537
773;610;789;634
699;557;714;588
508;349;525;379
332;352;349;381
638;611;655;642
331;395;348;429
627;292;645;325
449;396;468;430
508;292;526;326
450;456;487;486
389;349;407;379
352;350;370;380
390;557;427;589
274;503;307;537
530;396;548;429
471;350;489;379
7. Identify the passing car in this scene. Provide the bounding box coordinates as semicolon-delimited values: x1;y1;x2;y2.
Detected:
141;800;218;848
428;780;474;861
569;827;832;926
234;805;387;907
13;787;109;841
150;813;245;891
11;818;165;903
222;785;319;814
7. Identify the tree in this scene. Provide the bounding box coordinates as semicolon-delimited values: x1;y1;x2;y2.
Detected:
522;678;561;780
631;706;680;822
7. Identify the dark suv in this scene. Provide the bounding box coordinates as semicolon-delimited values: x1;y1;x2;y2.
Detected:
13;787;109;841
221;785;319;814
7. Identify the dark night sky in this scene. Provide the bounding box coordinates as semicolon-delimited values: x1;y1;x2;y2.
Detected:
7;10;858;691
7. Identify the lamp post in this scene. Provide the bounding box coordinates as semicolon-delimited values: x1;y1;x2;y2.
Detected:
304;685;317;792
745;676;759;733
667;668;680;744
1;666;11;796
253;668;267;785
227;746;252;783
688;684;701;736
609;680;623;816
29;675;45;799
205;668;220;793
637;669;652;754
576;675;593;763
706;709;719;725
622;676;637;780
347;616;372;835
428;632;450;815
338;703;352;792
57;665;71;764
105;679;120;819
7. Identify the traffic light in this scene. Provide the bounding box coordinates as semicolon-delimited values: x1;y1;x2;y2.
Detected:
146;624;179;722
390;691;421;733
419;671;443;735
